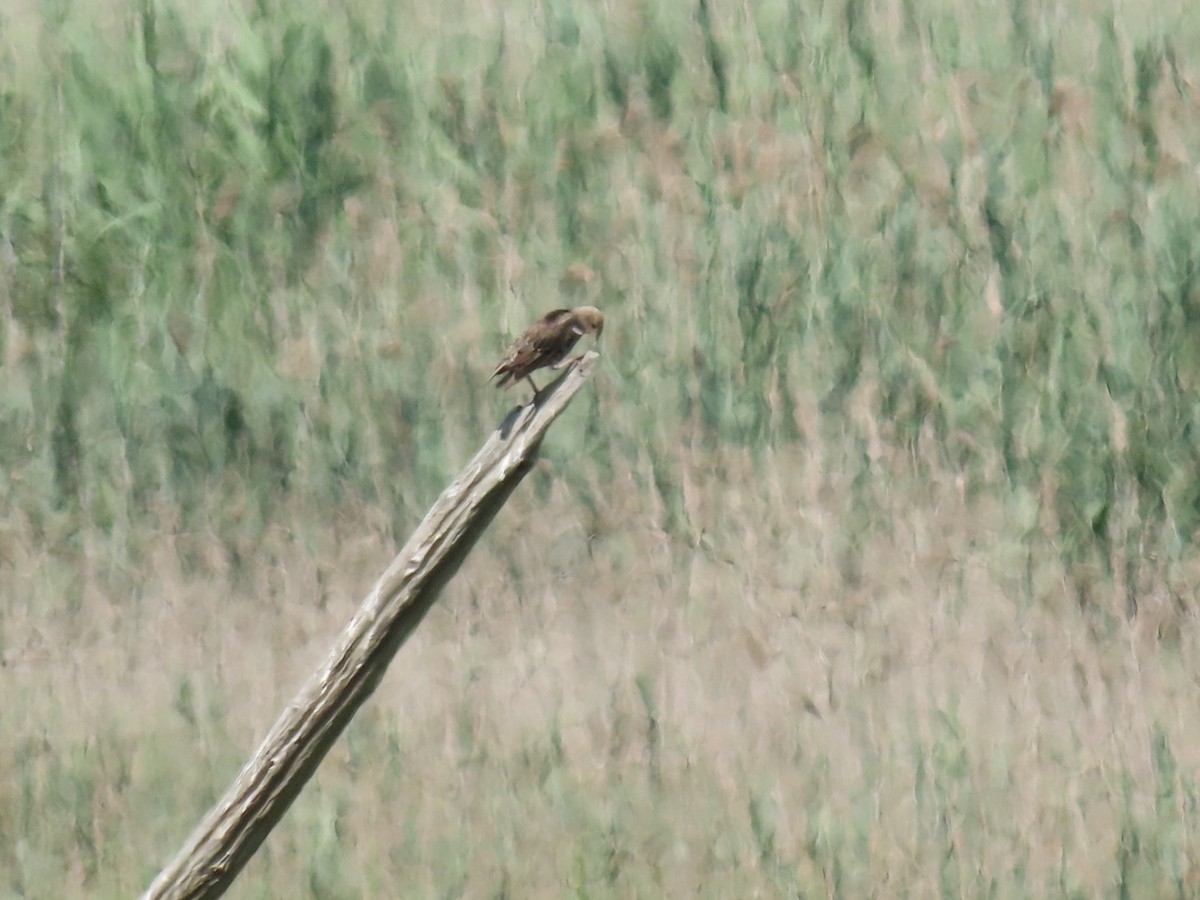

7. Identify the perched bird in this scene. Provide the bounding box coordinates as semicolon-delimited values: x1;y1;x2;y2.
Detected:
491;306;604;395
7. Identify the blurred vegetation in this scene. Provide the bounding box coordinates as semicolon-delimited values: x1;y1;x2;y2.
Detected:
3;0;1200;895
3;0;1199;590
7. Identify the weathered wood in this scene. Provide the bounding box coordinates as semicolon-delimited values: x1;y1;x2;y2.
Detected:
143;352;600;900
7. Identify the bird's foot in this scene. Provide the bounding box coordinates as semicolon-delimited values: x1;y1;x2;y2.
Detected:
550;354;586;371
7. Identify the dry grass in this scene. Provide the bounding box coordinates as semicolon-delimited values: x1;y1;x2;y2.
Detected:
7;436;1200;895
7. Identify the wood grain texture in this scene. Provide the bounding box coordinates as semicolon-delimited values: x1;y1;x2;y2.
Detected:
143;352;600;899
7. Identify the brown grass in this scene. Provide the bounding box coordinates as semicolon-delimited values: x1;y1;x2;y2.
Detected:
7;432;1200;895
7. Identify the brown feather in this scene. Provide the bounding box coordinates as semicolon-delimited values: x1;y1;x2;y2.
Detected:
491;306;604;389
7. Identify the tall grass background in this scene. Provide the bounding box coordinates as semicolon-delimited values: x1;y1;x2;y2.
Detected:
3;0;1200;894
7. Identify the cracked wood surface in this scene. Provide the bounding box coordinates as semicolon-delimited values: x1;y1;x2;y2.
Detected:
143;352;599;900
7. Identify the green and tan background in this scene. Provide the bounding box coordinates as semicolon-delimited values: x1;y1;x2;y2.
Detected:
3;0;1200;895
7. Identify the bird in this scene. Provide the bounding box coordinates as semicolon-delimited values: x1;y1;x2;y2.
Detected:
491;306;604;396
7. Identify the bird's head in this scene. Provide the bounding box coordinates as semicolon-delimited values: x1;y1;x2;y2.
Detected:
572;306;604;339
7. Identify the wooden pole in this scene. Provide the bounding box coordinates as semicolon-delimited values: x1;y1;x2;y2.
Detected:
143;352;600;899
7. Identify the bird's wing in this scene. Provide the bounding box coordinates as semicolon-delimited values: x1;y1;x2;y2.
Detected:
516;328;575;369
493;316;579;379
531;318;584;360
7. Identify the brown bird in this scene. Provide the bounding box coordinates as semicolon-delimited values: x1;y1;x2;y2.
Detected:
491;306;604;395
